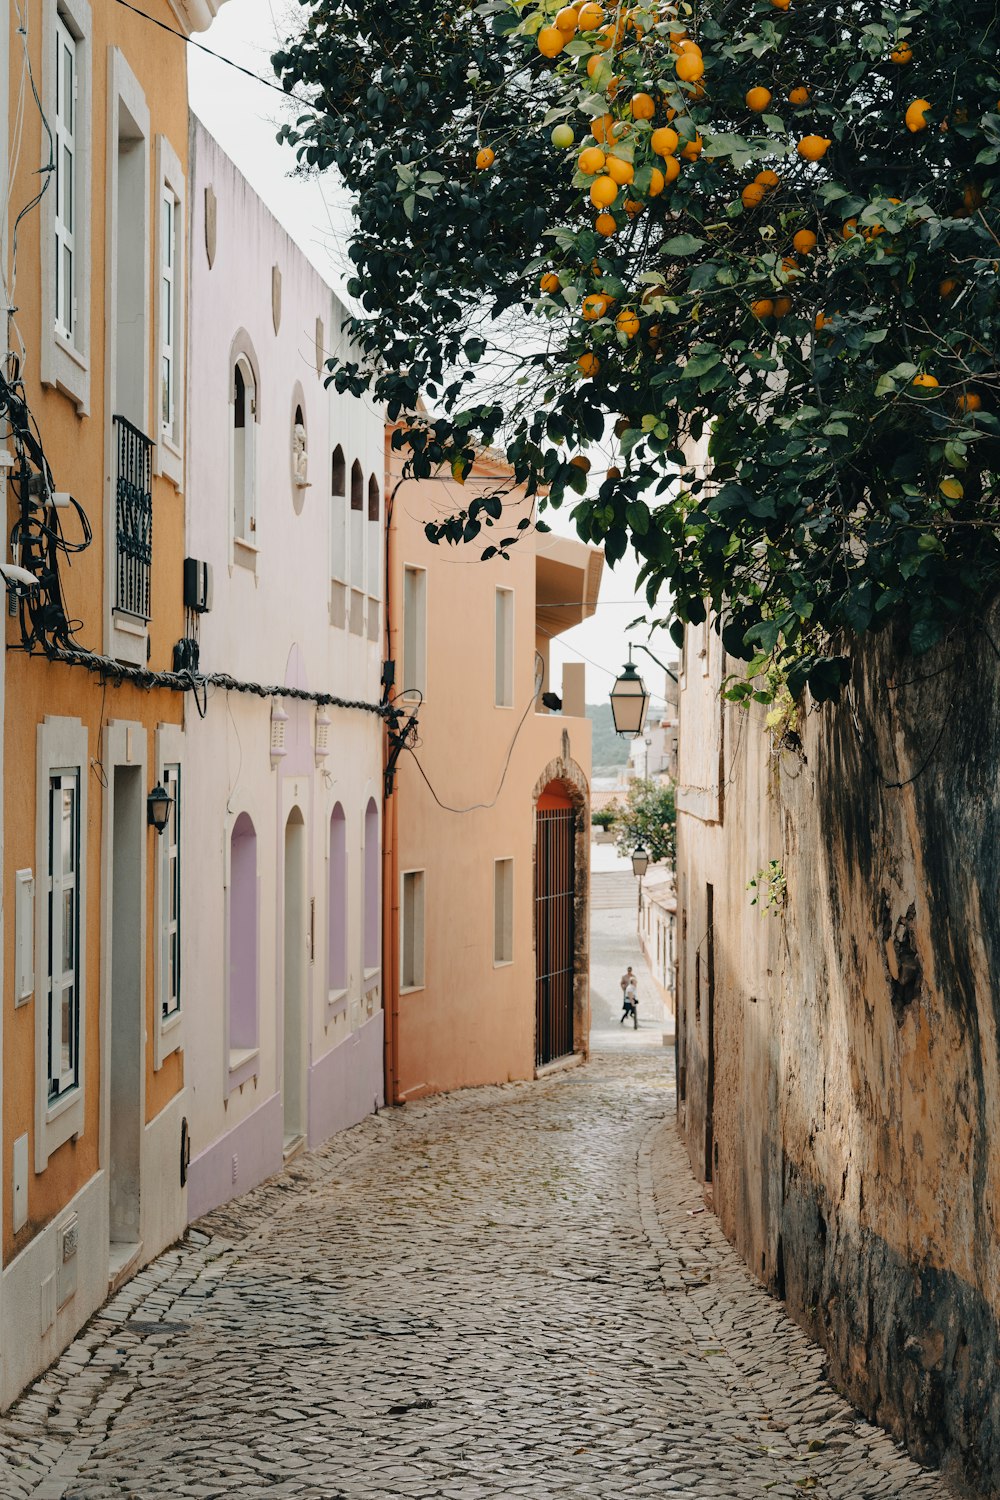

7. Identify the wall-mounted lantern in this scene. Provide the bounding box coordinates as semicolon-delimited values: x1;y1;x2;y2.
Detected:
610;652;650;738
147;782;174;835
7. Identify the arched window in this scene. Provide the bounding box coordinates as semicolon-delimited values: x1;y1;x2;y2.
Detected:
367;475;381;598
328;804;347;994
331;444;345;496
232;355;256;544
350;459;364;588
292;401;308;492
229;813;258;1051
363;797;380;973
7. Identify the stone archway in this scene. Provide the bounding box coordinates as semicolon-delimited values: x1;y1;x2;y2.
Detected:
531;749;590;1070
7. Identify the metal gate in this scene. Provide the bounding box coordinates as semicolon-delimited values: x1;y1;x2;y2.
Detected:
535;806;575;1067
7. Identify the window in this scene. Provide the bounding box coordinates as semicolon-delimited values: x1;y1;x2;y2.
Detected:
350;459;364;587
367;476;381;597
155;131;185;481
331;445;346;496
400;871;425;991
54;16;77;343
403;565;427;698
47;771;81;1099
42;0;92;410
495;587;514;708
159;765;181;1020
36;716;88;1168
494;858;513;965
229;813;258;1055
233;355;257;546
364;798;380;973
330;446;347;585
327;806;347;1007
292;403;308;490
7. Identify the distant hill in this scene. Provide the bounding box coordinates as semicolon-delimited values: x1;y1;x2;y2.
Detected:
586;702;630;775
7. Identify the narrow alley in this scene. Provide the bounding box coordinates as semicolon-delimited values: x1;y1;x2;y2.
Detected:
0;1037;950;1498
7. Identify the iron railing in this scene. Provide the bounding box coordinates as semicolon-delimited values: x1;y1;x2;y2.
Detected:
113;414;153;620
535;806;576;1067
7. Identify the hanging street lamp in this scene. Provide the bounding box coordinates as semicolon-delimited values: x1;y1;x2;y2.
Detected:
610;652;651;738
631;846;650;878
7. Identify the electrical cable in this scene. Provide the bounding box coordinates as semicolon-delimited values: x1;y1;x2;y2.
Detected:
113;0;328;115
400;657;544;814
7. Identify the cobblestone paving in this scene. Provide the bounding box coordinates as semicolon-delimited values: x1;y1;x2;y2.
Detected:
0;1052;953;1500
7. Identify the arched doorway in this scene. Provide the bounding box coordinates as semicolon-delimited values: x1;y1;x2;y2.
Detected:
283;806;307;1151
535;781;576;1067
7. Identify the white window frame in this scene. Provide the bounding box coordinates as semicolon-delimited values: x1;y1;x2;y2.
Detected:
400;869;425;993
495;586;514;709
230;342;259;567
42;0;92;411
330;444;348;584
35;716;88;1170
154;726;184;1068
493;856;514;966
402;564;427;700
154;135;185;486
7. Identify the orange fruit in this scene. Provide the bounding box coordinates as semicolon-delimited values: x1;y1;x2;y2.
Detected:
596;20;624;49
662;154;682;182
912;373;939;389
555;4;579;31
539;272;561;294
677;39;702;57
751;298;774;319
939;277;959;298
606;156;634;185
648;167;666;196
842;217;858;238
570;455;591;472
578;146;607;174
651;126;679;156
964;183;984;211
675;52;705;83
630;92;656;120
905;99;931;132
890;41;912;64
770;0;790;9
590;175;618;208
587;54;606;81
606;466;622;480
595;211;617;235
623;198;643;217
616;309;640;337
577;1;604;27
680;134;703;160
742;183;766;209
814;312;829;331
956;392;982;412
746;87;772;112
591;114;619;144
537;26;567;57
797;135;831;161
476;147;495;170
792;228;817;253
772;295;792;317
788;85;810;105
756;169;779;189
577;352;601;377
582;293;612;320
781;256;800;277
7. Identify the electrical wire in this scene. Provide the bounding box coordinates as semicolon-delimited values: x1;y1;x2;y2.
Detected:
113;0;327;115
400;657;544;814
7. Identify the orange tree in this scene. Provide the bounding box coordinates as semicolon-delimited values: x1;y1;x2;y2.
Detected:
273;0;1000;699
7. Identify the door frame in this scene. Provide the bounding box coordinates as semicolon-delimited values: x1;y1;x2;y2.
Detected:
280;793;310;1150
531;751;591;1071
99;721;148;1254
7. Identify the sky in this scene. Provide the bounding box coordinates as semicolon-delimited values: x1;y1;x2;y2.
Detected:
187;0;677;706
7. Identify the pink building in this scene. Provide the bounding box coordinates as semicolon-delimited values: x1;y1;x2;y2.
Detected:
383;443;603;1099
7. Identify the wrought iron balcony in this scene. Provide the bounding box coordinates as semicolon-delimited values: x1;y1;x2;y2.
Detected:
113;414;153;621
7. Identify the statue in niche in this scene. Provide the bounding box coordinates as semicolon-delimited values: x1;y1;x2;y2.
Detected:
293;421;309;488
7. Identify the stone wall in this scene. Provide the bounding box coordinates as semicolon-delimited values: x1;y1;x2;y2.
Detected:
675;614;1000;1497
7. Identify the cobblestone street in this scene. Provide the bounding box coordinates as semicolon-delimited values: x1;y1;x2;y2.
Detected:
0;1042;953;1500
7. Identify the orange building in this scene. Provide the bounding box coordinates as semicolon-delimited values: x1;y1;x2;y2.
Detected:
1;0;227;1404
383;440;603;1100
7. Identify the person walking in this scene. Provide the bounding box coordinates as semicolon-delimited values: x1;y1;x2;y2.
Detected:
620;967;639;1028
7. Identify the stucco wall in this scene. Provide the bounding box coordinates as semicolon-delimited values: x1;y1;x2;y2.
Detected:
676;615;1000;1496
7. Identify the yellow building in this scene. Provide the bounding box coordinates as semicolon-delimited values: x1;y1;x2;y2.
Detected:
1;0;226;1404
383;438;603;1100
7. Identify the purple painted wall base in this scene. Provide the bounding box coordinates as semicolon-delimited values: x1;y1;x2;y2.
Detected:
308;1011;385;1148
186;1091;283;1223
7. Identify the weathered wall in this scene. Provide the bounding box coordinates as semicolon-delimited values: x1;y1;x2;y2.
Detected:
676;613;1000;1497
